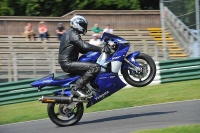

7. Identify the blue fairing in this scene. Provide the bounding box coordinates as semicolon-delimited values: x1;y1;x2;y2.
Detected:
30;73;80;89
106;46;129;63
101;32;126;42
86;73;126;108
79;52;101;62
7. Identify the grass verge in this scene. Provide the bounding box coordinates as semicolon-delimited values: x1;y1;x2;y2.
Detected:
0;79;200;125
132;124;200;133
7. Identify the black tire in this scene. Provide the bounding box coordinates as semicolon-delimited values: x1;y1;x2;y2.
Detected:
122;53;156;87
47;101;84;127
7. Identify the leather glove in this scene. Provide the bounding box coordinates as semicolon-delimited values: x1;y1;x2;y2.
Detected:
102;43;111;54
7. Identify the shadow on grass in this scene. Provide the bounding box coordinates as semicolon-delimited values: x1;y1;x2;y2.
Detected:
78;111;177;125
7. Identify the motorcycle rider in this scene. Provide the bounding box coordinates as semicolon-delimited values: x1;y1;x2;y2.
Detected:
58;15;102;98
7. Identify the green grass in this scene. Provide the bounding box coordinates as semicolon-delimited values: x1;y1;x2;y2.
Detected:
0;79;200;125
132;124;200;133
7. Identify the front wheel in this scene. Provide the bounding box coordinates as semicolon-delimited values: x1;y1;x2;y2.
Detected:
47;101;84;127
122;53;156;87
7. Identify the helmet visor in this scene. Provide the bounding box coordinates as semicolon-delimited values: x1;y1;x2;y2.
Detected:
79;21;87;34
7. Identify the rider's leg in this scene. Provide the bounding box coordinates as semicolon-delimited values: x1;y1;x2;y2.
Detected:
61;62;101;97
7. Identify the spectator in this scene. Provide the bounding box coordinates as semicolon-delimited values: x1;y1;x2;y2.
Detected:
89;34;102;46
24;22;34;41
38;21;48;41
103;24;113;34
91;23;102;38
56;23;65;41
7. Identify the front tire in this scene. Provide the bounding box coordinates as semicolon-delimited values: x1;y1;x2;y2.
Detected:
122;53;156;87
47;101;84;127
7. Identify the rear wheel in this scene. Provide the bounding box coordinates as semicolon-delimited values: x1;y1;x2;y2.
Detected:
122;53;156;87
47;100;84;127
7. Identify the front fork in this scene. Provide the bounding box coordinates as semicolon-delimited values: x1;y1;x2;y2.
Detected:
121;51;141;74
124;58;141;72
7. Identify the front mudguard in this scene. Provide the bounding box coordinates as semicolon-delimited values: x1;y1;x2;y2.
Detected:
121;51;140;74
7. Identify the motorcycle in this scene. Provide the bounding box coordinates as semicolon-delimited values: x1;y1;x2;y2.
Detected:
31;32;156;126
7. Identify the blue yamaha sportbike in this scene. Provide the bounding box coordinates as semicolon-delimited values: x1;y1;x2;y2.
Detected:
31;32;156;126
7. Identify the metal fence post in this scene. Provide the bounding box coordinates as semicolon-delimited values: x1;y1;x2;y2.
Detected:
154;43;158;61
51;51;56;74
8;53;12;82
160;0;167;60
195;0;200;56
12;52;18;81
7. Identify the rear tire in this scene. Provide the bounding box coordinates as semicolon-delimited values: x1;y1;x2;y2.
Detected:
47;101;84;127
122;53;156;87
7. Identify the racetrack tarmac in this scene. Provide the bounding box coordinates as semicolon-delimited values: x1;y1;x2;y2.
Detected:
1;100;200;133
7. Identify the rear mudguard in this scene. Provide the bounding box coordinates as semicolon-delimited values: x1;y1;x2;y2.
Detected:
121;51;140;74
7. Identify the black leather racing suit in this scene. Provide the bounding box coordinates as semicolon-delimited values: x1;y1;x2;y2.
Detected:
58;28;102;91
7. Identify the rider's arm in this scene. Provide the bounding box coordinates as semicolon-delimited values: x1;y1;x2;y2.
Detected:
70;31;102;54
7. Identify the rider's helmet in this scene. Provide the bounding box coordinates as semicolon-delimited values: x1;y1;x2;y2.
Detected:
70;15;88;35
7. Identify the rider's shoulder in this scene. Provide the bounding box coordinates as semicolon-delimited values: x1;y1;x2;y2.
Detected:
68;28;81;39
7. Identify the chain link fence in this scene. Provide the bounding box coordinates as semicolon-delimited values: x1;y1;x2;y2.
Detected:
160;0;200;60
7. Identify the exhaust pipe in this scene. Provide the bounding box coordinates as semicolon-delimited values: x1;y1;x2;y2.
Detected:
39;95;72;104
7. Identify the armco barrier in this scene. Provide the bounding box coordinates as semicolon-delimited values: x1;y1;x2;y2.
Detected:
0;78;61;106
0;57;200;106
157;57;200;83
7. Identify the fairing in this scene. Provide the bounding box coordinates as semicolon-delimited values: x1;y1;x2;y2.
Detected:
30;73;80;89
79;52;101;62
86;73;126;108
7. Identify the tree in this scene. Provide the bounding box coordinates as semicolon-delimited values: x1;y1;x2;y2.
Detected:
70;0;141;10
0;0;160;16
0;0;14;15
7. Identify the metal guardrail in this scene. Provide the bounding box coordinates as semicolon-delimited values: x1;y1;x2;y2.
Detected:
0;57;200;106
0;78;60;106
158;57;200;83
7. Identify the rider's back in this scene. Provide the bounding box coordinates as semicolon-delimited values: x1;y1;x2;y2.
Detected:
58;28;81;62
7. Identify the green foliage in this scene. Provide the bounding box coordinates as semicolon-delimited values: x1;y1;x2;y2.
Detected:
0;0;14;15
166;0;196;29
0;0;159;16
70;0;141;10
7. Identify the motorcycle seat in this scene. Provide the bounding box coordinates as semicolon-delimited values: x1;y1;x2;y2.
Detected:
53;73;80;80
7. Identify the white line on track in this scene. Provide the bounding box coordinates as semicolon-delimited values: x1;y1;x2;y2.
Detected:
0;99;200;127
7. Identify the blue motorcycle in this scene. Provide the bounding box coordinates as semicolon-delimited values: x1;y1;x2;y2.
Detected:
31;32;156;126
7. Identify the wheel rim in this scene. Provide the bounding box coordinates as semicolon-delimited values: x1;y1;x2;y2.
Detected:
128;58;151;82
51;102;83;125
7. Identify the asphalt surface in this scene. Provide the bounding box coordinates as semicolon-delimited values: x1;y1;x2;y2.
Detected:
1;100;200;133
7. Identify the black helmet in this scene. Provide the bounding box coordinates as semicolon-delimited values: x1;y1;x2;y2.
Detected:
70;15;88;35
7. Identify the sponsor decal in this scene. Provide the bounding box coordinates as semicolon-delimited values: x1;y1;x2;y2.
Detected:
43;80;51;84
95;91;109;100
99;77;107;79
112;56;121;60
110;76;115;78
87;52;97;57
